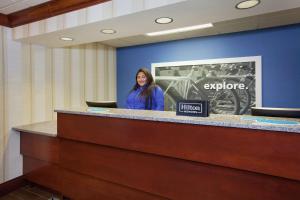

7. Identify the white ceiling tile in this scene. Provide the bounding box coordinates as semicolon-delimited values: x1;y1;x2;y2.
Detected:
24;0;49;7
258;9;300;29
0;0;15;8
0;0;50;14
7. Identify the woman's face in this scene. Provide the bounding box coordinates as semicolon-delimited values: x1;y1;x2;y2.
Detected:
137;72;147;87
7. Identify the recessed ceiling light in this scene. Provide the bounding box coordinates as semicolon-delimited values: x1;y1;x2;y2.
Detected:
155;17;173;24
146;23;213;36
100;29;116;34
60;37;73;41
236;0;260;9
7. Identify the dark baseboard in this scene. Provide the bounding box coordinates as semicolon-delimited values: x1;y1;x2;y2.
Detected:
0;176;27;197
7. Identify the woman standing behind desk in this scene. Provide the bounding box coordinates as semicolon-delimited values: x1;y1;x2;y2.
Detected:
126;68;164;111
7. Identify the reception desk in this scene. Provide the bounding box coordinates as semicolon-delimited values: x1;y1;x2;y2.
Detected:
14;108;300;199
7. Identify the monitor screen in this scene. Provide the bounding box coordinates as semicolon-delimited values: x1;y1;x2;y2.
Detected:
251;107;300;118
86;101;117;108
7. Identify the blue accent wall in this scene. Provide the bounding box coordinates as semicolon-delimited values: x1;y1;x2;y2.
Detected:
117;24;300;108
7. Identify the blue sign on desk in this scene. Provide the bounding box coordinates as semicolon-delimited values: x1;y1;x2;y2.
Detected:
176;100;209;117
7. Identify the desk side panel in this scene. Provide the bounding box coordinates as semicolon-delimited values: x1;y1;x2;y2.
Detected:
23;156;61;192
20;132;60;164
20;133;60;192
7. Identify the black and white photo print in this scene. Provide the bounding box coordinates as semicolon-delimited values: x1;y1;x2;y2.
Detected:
152;56;262;115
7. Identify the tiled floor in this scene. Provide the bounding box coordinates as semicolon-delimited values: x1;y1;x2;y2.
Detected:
0;185;60;200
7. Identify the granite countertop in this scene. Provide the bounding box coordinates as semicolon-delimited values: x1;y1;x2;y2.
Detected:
13;121;57;137
55;108;300;133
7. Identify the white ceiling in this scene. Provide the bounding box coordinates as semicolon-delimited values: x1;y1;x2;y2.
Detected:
17;0;300;47
0;0;50;14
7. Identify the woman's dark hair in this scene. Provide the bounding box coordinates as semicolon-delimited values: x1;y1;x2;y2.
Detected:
131;68;157;109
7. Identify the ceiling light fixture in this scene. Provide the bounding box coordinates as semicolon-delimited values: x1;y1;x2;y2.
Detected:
146;23;213;36
100;29;116;34
235;0;260;9
155;17;173;24
60;37;73;41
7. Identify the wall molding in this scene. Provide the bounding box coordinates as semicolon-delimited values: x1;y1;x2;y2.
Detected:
0;0;111;28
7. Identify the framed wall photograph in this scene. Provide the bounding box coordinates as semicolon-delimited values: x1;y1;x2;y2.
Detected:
152;56;262;115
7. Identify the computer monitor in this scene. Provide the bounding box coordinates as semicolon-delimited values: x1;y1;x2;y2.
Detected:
86;101;117;108
251;107;300;118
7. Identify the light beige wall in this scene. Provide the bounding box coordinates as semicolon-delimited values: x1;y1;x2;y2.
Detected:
0;26;116;183
2;27;26;182
0;27;5;183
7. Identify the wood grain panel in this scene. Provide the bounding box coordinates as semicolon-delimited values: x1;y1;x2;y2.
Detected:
60;139;300;200
57;113;300;181
0;13;9;27
61;169;168;200
23;156;60;192
20;132;59;163
2;0;111;27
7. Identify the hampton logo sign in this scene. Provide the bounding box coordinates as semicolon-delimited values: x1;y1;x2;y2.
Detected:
176;100;209;117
